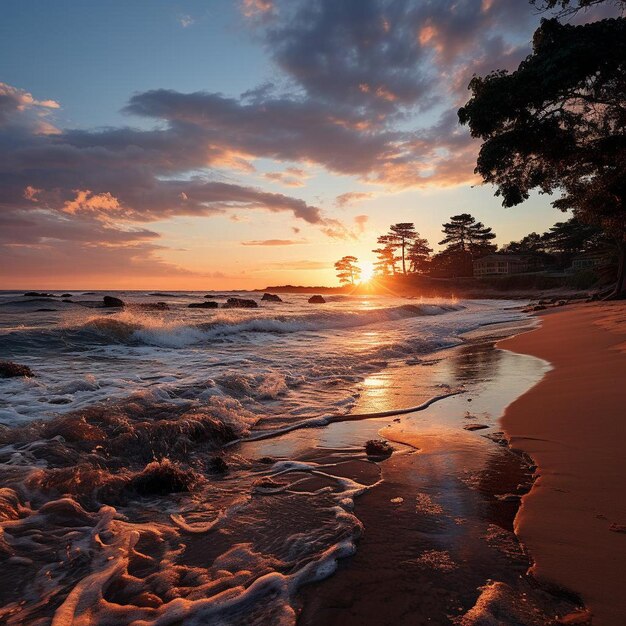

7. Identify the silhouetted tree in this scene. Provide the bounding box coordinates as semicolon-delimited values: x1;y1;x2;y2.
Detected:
334;256;361;285
407;236;433;273
389;223;418;275
373;235;400;275
543;218;606;256
531;0;625;16
459;17;626;297
502;232;546;254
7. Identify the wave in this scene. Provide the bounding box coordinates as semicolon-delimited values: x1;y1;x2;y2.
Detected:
0;303;463;349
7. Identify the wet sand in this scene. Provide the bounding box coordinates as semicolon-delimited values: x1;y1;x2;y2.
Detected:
498;302;626;625
294;339;585;625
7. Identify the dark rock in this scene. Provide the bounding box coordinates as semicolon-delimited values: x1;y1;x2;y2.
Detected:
365;439;394;457
208;456;229;474
47;397;73;405
82;292;97;295
0;361;35;378
308;295;326;304
258;456;276;465
35;308;57;312
136;302;169;310
129;460;196;496
261;293;282;302
23;292;56;298
103;295;125;308
464;423;489;431
222;298;258;309
532;304;546;311
61;293;72;298
557;300;567;306
188;301;218;309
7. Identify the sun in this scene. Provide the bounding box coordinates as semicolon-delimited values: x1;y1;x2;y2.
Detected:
360;261;375;283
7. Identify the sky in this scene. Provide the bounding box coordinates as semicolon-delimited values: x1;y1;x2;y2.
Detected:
0;0;615;289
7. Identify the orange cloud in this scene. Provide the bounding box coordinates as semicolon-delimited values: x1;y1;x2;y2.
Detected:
241;239;305;246
23;186;42;201
63;190;122;215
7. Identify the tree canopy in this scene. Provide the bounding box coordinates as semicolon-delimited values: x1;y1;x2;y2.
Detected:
531;0;625;16
459;16;626;296
334;256;361;285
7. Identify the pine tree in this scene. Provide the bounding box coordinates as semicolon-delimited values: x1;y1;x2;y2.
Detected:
373;235;400;275
407;237;433;273
389;223;418;275
439;214;496;257
334;256;361;285
438;214;496;277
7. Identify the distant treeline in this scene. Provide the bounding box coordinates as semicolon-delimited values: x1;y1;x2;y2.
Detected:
334;215;610;285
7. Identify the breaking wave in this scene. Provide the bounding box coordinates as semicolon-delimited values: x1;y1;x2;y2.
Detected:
1;303;463;350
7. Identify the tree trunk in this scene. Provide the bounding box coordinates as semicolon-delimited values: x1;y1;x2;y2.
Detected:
401;240;406;275
604;240;626;300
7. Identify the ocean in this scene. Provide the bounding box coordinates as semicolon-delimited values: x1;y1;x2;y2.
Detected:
0;290;535;624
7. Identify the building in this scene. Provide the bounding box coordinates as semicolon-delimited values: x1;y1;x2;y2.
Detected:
570;251;611;271
473;254;537;277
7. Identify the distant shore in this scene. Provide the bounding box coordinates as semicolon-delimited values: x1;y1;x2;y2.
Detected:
260;273;601;301
498;302;626;625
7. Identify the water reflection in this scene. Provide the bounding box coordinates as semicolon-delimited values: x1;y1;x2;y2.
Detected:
446;340;503;383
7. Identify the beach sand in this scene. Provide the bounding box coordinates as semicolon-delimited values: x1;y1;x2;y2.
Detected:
498;302;626;625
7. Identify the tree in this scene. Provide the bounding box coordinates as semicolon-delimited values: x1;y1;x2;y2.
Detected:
502;232;546;254
531;0;625;17
407;237;433;273
543;218;606;255
459;17;626;297
440;214;497;254
334;256;361;285
389;223;418;275
372;234;400;275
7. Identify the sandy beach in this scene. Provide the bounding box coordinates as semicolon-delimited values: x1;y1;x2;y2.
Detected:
499;303;626;625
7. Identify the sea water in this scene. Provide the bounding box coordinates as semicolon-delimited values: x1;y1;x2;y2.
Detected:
0;290;529;624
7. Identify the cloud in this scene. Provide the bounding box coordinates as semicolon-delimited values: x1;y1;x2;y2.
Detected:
241;0;274;19
0;82;60;129
63;190;121;215
241;238;305;246
0;87;344;281
335;191;373;207
354;214;369;233
266;259;329;270
263;166;309;187
178;14;194;28
0;207;189;283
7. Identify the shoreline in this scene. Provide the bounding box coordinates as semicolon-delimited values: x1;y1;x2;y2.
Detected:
497;302;626;625
294;331;585;625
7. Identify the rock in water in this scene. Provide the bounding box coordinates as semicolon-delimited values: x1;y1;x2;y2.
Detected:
23;291;56;298
188;301;218;309
60;293;72;298
103;295;125;308
308;295;326;304
0;361;34;378
365;439;394;457
261;293;282;302
223;298;258;309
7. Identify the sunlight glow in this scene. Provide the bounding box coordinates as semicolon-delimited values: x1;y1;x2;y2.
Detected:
360;261;374;283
